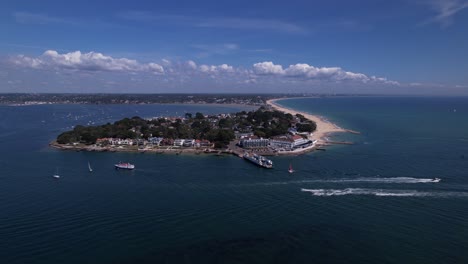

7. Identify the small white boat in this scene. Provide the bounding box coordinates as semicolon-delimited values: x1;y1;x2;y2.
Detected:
88;161;93;172
288;163;294;174
53;167;60;179
432;178;441;182
115;162;135;170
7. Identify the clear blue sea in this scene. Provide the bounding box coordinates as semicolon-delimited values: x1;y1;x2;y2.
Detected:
1;97;467;263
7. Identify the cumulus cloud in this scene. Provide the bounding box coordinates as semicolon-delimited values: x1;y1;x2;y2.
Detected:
12;50;165;74
253;61;284;75
9;50;399;87
252;61;398;85
199;64;234;73
185;60;197;70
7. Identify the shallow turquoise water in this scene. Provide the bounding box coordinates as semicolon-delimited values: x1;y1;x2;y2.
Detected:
0;98;467;263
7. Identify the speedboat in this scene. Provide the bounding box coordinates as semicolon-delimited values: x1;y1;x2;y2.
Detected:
432;178;441;182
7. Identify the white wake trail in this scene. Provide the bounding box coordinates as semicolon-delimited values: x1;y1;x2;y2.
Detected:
300;188;468;198
252;177;441;187
334;177;441;184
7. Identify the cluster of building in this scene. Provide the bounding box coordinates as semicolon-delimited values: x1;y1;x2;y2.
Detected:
95;137;213;148
239;134;316;151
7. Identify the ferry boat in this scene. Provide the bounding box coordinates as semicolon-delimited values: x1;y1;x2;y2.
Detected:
114;162;135;170
243;153;273;169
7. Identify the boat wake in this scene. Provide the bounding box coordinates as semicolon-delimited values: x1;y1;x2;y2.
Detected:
251;177;441;186
300;188;468;198
329;177;441;184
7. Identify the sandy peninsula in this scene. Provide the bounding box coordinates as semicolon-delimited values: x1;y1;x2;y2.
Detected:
267;98;356;144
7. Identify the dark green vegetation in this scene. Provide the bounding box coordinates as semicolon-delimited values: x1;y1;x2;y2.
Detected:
56;107;316;148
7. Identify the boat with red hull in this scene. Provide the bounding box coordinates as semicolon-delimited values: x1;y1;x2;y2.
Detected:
115;162;135;170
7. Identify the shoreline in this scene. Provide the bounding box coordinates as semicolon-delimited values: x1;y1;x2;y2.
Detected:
49;140;317;157
49;141;231;155
266;98;358;144
50;98;359;156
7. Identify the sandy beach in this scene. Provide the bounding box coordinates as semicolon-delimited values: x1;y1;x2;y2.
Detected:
266;98;352;143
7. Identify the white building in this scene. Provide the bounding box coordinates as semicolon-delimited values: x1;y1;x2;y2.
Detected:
291;135;309;147
269;135;309;150
240;137;269;148
269;136;294;150
148;137;164;146
173;139;185;146
183;139;195;147
109;138;134;146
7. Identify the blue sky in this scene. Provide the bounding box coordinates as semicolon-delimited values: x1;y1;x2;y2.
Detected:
1;0;467;94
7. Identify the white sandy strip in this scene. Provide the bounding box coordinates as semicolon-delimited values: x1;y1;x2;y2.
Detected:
266;98;348;143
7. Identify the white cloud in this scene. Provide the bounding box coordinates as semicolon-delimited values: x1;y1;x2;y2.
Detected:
161;59;172;66
9;50;399;87
199;64;234;73
252;61;398;85
253;61;284;75
145;63;164;73
12;50;165;74
12;54;43;69
421;0;468;27
185;60;197;70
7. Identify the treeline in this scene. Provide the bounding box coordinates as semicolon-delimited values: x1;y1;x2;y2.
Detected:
56;117;143;144
56;114;236;148
232;107;315;138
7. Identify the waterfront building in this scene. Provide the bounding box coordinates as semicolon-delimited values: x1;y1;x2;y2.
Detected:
173;139;185;146
101;138;134;146
183;139;195;147
269;135;310;150
148;137;164;146
240;136;269;148
291;135;309;147
195;139;212;148
269;135;294;150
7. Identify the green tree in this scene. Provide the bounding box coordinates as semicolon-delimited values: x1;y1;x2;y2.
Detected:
296;122;316;132
218;118;233;129
195;112;205;119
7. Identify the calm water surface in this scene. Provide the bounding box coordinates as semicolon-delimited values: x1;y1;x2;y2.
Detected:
0;98;467;263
